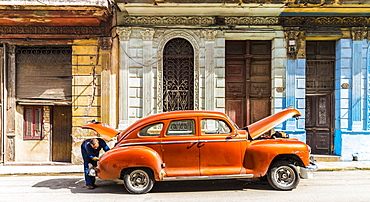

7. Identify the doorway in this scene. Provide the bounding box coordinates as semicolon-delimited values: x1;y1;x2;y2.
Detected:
225;40;271;128
162;38;194;112
305;41;335;154
51;106;72;162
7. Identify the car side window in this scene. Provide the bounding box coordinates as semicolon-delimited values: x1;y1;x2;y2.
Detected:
167;120;195;136
201;119;231;135
139;123;164;137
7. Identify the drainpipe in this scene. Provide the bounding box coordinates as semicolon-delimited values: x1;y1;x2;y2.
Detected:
1;44;7;163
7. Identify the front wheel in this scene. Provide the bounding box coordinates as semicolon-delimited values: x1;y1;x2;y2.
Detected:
123;168;154;194
267;161;300;191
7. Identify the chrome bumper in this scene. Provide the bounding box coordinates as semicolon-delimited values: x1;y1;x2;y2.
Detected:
299;163;318;179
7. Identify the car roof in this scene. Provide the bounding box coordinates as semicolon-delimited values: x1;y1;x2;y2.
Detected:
117;110;230;141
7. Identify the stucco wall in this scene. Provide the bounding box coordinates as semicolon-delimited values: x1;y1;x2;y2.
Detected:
341;133;370;161
71;39;105;164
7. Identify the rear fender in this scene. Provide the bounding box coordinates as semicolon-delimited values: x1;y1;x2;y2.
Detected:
97;146;163;180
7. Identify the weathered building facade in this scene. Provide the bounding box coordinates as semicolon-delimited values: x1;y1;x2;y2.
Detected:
3;0;370;164
113;0;370;161
0;0;113;164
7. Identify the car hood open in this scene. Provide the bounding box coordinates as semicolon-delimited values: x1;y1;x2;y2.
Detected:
81;122;120;141
246;108;301;140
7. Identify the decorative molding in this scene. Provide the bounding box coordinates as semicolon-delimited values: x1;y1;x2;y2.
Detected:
156;30;200;113
140;28;155;41
276;87;285;93
0;26;105;35
280;16;370;27
122;16;214;26
116;27;132;41
284;27;301;60
351;27;367;41
120;16;370;27
341;83;350;89
98;37;112;51
202;30;218;42
225;17;279;25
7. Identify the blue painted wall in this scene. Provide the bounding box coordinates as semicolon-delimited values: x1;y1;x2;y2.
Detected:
274;39;370;160
276;58;306;143
335;39;370;161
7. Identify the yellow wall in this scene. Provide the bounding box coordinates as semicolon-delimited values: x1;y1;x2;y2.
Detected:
71;39;102;164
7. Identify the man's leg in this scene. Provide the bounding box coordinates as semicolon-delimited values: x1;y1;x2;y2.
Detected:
83;160;94;188
91;161;98;187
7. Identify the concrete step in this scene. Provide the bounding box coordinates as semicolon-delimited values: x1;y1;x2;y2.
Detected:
312;154;341;162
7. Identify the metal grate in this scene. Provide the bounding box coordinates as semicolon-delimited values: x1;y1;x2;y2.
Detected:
16;46;72;64
163;38;194;112
306;60;335;92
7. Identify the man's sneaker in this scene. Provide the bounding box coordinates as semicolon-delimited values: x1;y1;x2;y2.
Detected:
86;185;94;189
92;184;98;188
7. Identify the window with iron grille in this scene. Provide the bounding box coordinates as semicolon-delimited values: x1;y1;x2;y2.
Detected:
24;106;43;140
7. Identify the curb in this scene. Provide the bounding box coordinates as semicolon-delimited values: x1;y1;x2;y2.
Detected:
0;172;83;177
318;167;370;171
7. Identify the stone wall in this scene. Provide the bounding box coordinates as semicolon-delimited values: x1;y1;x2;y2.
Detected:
117;28;226;130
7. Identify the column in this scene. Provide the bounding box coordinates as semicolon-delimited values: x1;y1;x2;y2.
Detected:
117;27;132;129
202;30;217;111
140;29;155;117
283;28;306;141
99;37;112;125
351;28;366;131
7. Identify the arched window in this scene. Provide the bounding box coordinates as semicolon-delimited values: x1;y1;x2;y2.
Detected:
163;38;194;112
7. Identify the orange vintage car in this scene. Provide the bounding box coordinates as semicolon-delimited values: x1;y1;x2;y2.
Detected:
82;108;317;194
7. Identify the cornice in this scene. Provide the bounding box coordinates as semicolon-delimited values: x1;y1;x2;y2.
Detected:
280;16;370;27
120;16;370;27
0;26;105;35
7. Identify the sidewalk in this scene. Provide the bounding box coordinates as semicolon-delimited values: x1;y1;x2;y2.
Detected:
1;161;370;176
0;162;83;175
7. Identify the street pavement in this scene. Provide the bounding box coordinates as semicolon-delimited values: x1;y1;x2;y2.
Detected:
1;160;370;175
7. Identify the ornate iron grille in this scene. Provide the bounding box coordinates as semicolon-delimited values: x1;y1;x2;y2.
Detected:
16;46;72;64
306;60;335;92
163;38;194;112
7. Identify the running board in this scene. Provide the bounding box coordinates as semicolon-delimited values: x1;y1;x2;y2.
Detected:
163;174;254;181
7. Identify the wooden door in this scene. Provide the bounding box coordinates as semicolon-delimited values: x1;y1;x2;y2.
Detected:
305;41;335;154
305;95;333;154
52;106;72;162
225;41;271;128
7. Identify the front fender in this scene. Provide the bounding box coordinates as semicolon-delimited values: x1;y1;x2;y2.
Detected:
244;139;310;177
97;146;163;180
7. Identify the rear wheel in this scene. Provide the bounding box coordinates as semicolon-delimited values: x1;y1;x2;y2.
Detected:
123;168;154;194
267;161;300;191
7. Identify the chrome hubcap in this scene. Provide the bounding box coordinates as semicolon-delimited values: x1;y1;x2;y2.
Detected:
130;170;149;189
275;166;295;187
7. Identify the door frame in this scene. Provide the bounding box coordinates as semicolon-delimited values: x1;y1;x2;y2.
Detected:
305;41;336;155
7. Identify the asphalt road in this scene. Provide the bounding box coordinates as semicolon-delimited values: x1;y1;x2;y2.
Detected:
1;170;369;202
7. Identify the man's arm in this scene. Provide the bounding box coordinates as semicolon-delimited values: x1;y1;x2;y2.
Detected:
85;144;99;161
99;138;110;152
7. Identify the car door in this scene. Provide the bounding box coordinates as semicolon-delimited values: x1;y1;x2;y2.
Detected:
161;119;200;177
199;118;243;176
